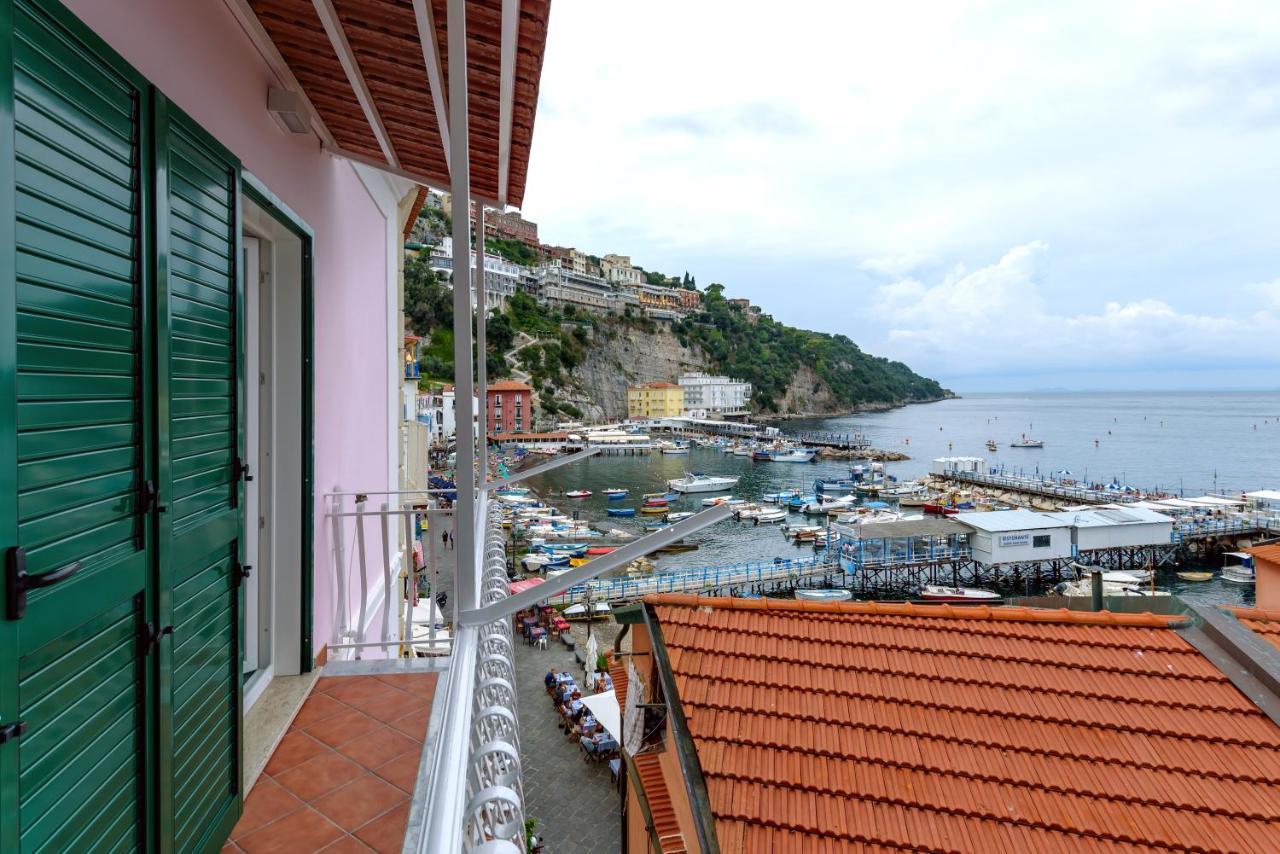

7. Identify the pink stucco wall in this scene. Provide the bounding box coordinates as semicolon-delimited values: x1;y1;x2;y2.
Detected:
64;0;392;660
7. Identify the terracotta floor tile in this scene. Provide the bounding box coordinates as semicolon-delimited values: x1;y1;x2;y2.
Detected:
323;676;393;706
237;806;344;853
372;751;423;795
386;706;430;740
374;673;438;698
273;749;366;803
231;777;305;840
337;725;421;770
318;836;373;853
290;693;352;731
305;707;383;749
311;775;407;832
345;688;425;725
353;802;410;854
263;731;329;777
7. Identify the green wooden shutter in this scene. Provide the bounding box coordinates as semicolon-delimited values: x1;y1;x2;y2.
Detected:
156;100;243;853
5;0;151;850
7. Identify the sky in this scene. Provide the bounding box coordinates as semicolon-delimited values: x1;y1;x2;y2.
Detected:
520;0;1280;393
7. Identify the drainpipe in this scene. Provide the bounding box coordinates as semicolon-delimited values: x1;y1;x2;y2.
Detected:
1090;569;1103;612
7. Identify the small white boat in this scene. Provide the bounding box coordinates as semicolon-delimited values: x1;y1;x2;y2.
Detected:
918;585;1002;603
666;511;694;522
668;473;740;494
768;447;818;463
795;589;852;602
701;496;743;507
565;490;592;498
731;445;755;457
753;508;787;524
1009;434;1045;448
603;488;628;498
661;446;691;455
1054;580;1171;598
1222;551;1256;584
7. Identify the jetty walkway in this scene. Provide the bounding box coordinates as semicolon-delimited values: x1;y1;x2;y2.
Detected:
940;470;1152;505
786;430;870;451
544;555;839;605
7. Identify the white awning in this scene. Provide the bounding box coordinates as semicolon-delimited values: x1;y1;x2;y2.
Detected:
582;691;621;742
1188;495;1246;506
1245;490;1280;501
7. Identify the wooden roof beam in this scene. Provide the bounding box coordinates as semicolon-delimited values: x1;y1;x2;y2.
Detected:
311;0;401;168
410;0;451;175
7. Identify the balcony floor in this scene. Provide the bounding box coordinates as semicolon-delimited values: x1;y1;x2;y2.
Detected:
225;672;438;853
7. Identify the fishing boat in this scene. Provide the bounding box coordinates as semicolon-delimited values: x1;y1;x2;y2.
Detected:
985;440;998;452
563;602;612;621
795;589;852;602
768;447;818;463
1177;571;1214;582
897;493;934;507
661;445;691;455
881;481;927;498
923;502;959;516
918;585;1002;603
666;511;694;522
814;479;855;496
731;445;755;457
585;546;616;556
1009;434;1045;448
606;507;636;517
565;489;592;498
603;488;629;499
521;553;569;570
543;542;588;553
667;473;740;494
1222;552;1256;584
751;448;773;461
639;505;669;515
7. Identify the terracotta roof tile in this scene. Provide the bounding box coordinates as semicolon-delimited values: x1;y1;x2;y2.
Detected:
646;595;1280;852
1230;606;1280;653
1247;544;1280;564
633;751;686;853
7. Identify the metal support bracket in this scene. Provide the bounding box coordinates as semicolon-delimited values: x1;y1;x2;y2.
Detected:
458;502;734;626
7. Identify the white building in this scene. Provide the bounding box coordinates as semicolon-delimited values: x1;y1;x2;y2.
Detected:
930;457;987;476
953;509;1074;564
678;372;752;416
418;385;479;447
428;236;522;310
602;253;643;286
534;265;629;314
1042;508;1174;551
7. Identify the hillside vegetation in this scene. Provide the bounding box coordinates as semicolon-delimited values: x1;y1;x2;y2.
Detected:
673;284;948;413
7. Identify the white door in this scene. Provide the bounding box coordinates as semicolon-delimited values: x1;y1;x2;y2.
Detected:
242;236;262;675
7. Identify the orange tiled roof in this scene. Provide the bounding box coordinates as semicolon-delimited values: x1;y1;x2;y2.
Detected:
487;379;532;392
1248;543;1280;565
1231;606;1280;653
645;594;1280;853
608;653;629;705
633;752;687;854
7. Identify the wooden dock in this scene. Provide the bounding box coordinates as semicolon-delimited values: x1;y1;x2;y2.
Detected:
786;430;870;451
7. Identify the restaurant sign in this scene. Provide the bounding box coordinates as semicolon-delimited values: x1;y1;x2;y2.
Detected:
999;533;1031;547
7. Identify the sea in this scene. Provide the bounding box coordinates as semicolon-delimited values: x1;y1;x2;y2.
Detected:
524;391;1280;607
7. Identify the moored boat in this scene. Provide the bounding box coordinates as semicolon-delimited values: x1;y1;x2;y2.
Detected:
1009;434;1045;448
639;505;669;515
565;489;592;498
603;488;628;499
606;507;636;517
667;473;740;493
1177;571;1214;582
1222;552;1255;584
768;447;818;463
918;585;1002;603
795;589;852;602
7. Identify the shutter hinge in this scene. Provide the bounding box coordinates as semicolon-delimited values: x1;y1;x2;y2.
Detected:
232;560;252;589
0;720;27;745
141;622;174;657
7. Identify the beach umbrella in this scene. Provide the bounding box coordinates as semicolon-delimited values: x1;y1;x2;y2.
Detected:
584;632;598;687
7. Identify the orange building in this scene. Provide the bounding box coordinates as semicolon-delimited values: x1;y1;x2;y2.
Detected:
1249;543;1280;609
612;594;1280;852
485;379;532;435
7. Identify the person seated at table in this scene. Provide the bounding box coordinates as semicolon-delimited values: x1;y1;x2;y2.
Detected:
580;730;617;756
544;668;558;692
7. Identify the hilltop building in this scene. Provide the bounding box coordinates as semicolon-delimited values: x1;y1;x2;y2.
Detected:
485;208;539;247
602;253;643;286
678;372;752;416
427;236;520;310
627;382;686;419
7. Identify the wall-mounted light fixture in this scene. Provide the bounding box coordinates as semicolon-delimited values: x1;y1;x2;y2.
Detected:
267;87;310;135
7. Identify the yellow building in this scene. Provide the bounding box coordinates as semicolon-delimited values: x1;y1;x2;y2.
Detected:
627;381;685;418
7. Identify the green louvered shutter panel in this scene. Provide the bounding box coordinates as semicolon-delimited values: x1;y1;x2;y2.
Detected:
4;0;151;851
157;102;243;852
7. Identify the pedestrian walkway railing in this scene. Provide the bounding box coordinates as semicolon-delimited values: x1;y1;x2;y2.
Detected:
839;541;972;570
1172;515;1278;542
543;555;835;604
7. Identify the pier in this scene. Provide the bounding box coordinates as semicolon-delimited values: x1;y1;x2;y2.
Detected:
939;469;1147;504
785;429;870;450
544;555;840;605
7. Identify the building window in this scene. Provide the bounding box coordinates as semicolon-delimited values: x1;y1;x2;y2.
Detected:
515;393;522;404
1032;534;1051;548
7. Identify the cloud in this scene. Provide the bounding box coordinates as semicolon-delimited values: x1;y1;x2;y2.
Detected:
869;242;1280;379
1245;279;1280;308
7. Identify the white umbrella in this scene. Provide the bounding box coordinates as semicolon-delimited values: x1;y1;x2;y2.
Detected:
582;690;621;742
583;632;598;687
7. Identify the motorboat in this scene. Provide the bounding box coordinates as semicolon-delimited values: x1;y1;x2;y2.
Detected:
1177;571;1214;582
640;505;669;515
918;585;1002;603
606;507;636;517
1009;434;1045;448
1222;552;1255;584
666;511;694;522
667;473;740;494
521;553;569;570
1053;580;1171;598
795;589;852;602
813;479;855;496
881;481;927;498
603;488;628;499
565;489;592;498
661;445;691;455
897;493;934;507
751;448;773;461
656;540;698;553
768;447;818;463
543;542;588;553
643;497;669;507
800;496;856;515
753;508;787;524
700;495;743;507
731;445;755;457
585;546;616;556
985;440;998;452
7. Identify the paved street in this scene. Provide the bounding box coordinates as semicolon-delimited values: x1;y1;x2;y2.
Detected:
515;631;621;853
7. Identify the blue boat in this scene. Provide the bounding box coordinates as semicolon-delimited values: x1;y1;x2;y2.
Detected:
542;542;587;553
607;507;637;517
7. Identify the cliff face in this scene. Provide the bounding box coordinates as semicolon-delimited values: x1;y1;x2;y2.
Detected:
556;322;933;423
557;324;708;422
